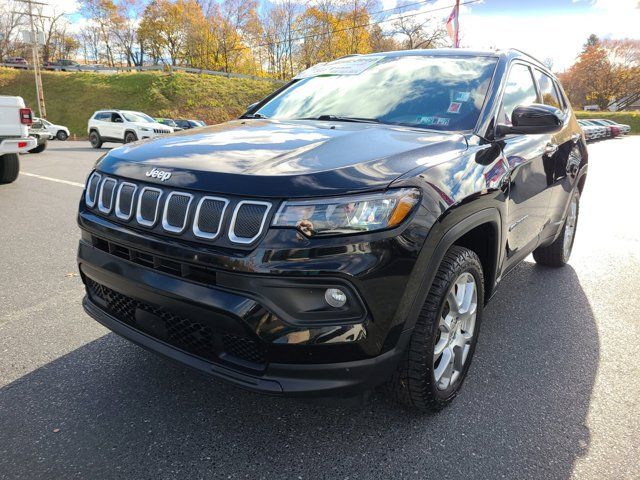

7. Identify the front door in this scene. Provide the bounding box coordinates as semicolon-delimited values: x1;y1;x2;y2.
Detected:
499;63;554;269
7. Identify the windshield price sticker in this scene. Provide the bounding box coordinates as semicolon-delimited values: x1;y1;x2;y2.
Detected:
295;56;386;79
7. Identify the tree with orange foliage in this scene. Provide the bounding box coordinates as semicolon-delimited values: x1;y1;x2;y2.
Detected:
560;35;640;110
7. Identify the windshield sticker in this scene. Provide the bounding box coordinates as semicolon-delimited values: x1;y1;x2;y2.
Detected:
455;91;471;102
417;116;436;125
294;56;386;79
447;102;462;114
417;116;450;126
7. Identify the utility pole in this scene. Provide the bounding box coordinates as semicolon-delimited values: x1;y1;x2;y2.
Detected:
15;0;48;118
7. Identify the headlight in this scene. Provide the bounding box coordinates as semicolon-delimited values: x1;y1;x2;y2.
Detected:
272;188;420;237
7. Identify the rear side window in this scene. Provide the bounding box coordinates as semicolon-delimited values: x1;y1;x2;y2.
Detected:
500;64;537;125
95;112;111;121
534;70;562;109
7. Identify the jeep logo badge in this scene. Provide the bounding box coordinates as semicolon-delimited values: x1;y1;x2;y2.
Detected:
145;168;172;182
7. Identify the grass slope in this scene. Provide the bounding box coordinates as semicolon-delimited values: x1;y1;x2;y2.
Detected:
575;111;640;134
0;68;281;137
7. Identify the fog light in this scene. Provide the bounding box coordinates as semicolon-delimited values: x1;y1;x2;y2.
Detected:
324;288;347;308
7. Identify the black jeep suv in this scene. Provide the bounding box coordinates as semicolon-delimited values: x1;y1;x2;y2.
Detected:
77;49;587;411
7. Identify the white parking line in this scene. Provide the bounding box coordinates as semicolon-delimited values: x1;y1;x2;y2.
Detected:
21;172;84;188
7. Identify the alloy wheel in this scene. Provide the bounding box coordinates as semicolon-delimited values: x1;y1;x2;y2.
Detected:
433;272;478;391
563;192;579;260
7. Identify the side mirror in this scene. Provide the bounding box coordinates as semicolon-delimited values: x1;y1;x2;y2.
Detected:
497;103;564;136
113;117;123;123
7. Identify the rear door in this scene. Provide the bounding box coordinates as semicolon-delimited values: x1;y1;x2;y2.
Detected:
499;63;554;268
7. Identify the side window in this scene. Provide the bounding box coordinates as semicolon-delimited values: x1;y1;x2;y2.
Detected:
500;64;538;125
534;70;562;109
95;112;110;122
111;113;123;123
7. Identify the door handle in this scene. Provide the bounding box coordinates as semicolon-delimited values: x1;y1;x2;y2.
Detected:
544;143;558;156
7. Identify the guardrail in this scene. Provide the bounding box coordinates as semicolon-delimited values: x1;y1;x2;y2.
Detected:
0;63;281;82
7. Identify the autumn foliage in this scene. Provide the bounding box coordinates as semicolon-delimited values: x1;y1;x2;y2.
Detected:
560;36;640;110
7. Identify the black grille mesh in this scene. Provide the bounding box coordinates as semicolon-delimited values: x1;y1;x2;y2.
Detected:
118;184;135;217
139;190;160;223
234;204;268;239
197;199;225;234
222;335;267;364
166;194;190;228
86;278;266;365
101;179;116;210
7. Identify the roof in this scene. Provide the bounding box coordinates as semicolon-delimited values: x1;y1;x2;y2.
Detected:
357;48;550;72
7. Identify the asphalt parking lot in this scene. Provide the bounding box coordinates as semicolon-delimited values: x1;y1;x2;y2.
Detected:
1;138;639;479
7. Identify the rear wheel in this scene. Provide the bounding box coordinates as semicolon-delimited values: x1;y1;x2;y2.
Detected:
389;246;484;412
56;130;68;141
0;153;20;184
124;132;137;144
29;141;47;153
533;189;580;267
89;130;103;149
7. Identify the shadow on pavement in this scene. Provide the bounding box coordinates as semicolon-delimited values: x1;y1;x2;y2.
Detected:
0;262;598;479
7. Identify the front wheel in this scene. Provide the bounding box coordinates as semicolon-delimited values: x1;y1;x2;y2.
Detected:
124;132;137;144
389;246;484;412
56;130;68;141
533;189;580;267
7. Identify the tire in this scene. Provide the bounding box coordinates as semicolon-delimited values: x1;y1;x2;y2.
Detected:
0;153;20;183
389;246;484;412
89;130;103;149
533;189;580;267
28;141;47;153
56;130;68;141
124;132;137;144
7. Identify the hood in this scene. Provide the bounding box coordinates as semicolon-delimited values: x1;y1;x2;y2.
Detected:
132;121;169;130
97;119;467;197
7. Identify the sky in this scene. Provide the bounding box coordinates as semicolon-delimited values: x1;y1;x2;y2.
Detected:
48;0;640;72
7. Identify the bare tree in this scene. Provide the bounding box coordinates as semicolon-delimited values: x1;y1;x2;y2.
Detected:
0;1;24;60
393;13;447;50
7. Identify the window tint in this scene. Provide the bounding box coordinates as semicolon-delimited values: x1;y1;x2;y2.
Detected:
500;64;537;125
534;70;562;109
95;112;111;121
111;113;122;122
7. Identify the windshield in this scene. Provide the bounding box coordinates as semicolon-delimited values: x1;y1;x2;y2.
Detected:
255;55;497;131
122;111;155;123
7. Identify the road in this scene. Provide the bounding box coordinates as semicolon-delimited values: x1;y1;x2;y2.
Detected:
1;139;638;479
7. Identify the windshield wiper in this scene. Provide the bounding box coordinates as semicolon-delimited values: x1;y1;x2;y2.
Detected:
240;112;267;119
299;115;381;124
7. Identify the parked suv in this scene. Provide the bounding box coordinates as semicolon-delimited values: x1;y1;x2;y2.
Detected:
88;110;173;148
77;50;587;411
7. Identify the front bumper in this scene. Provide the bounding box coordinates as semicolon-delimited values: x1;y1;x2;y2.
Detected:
77;206;428;395
83;295;409;396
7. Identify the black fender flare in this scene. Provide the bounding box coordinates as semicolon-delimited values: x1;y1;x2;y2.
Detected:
401;207;502;332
